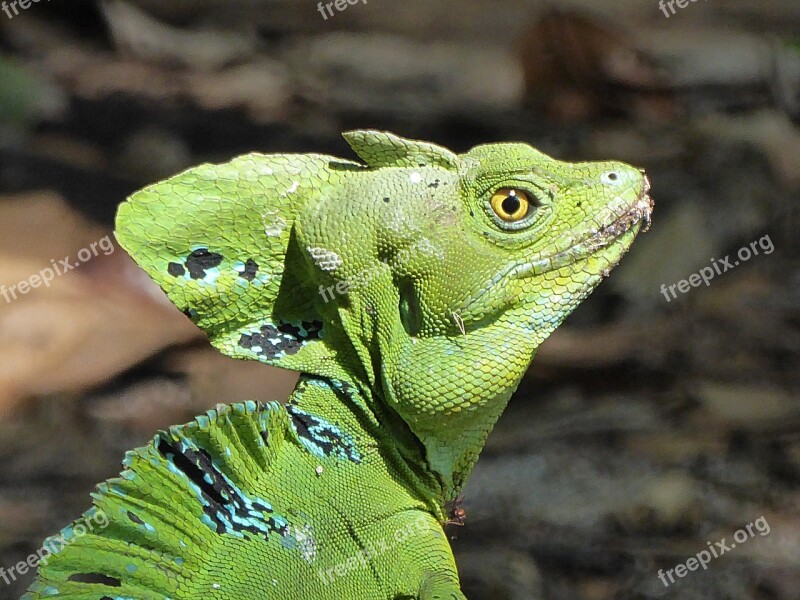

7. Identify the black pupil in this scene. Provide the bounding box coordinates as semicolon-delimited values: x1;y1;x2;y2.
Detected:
501;195;521;215
608;172;618;180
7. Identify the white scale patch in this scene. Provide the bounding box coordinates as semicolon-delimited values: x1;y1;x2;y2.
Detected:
307;247;343;271
255;165;274;175
288;523;317;563
262;207;287;237
409;172;423;184
410;237;444;261
283;181;300;197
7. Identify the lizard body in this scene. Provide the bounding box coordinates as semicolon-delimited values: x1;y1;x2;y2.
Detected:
24;131;652;600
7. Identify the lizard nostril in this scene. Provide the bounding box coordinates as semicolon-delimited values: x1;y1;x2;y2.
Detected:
601;170;622;185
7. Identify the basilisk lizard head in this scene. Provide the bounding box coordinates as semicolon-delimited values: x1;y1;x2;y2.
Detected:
312;132;653;491
115;130;652;496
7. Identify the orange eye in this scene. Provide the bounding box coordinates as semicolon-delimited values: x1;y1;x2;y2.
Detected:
490;188;531;222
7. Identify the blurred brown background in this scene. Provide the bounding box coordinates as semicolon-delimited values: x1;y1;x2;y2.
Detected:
0;1;798;598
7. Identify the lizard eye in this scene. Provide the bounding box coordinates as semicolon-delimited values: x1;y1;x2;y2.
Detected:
490;188;531;223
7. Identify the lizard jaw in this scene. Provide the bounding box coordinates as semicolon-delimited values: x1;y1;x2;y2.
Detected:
513;175;653;278
582;174;653;248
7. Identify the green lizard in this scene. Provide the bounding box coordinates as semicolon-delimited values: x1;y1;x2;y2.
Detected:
24;130;652;600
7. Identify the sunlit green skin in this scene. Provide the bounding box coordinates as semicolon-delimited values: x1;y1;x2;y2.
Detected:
25;131;651;600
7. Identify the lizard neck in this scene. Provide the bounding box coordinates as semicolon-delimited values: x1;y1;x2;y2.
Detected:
288;374;451;520
388;382;519;502
382;318;540;502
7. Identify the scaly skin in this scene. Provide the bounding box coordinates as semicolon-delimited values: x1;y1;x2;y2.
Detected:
24;131;652;599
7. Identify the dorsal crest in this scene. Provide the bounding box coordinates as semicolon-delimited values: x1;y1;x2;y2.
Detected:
343;130;458;170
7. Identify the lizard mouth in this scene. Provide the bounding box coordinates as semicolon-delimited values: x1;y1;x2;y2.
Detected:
513;175;653;278
583;175;653;248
